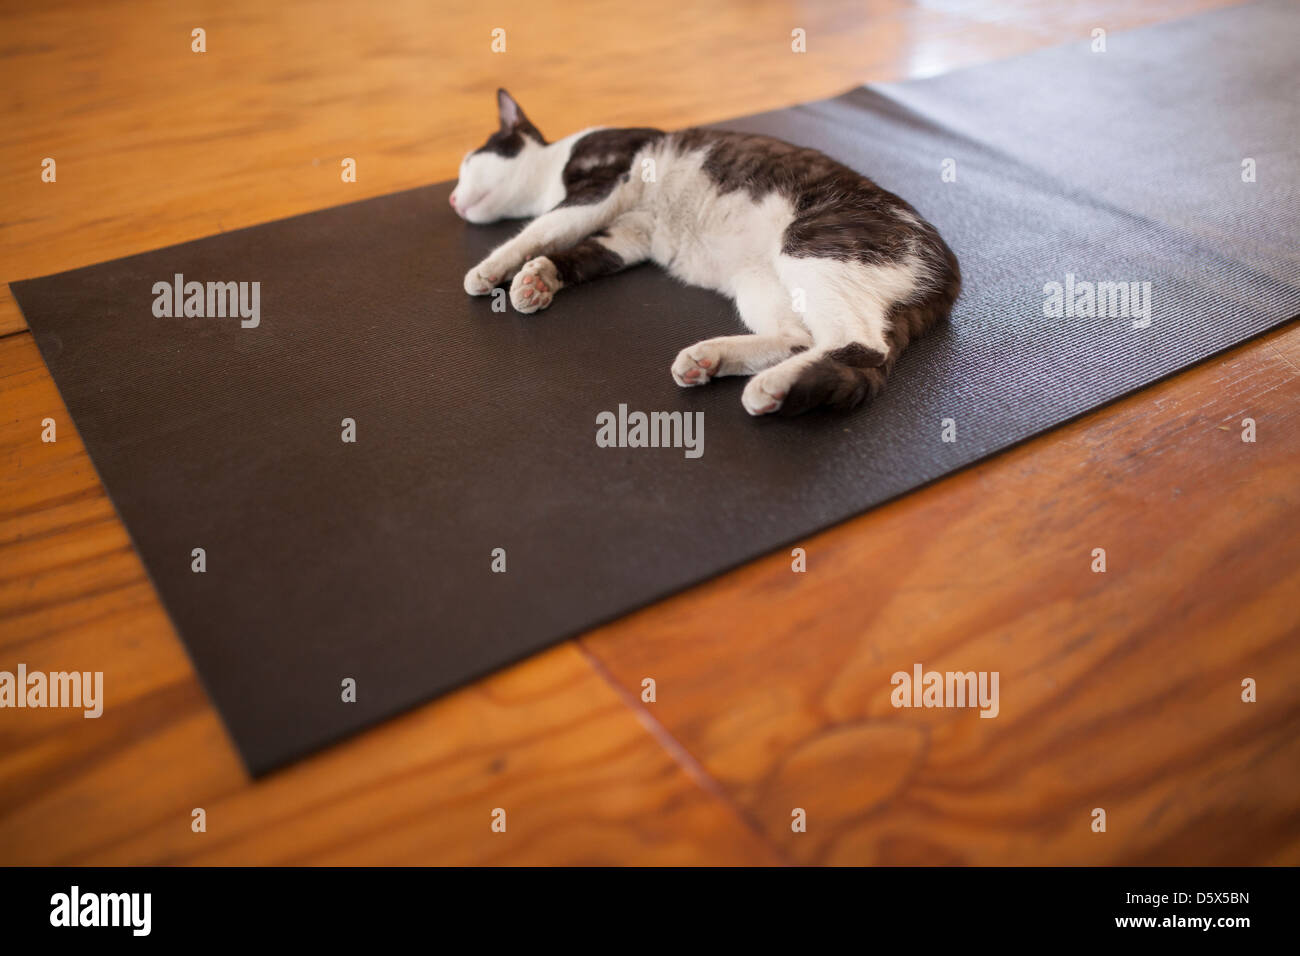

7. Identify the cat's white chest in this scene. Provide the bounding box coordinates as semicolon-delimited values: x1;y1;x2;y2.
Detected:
640;149;794;298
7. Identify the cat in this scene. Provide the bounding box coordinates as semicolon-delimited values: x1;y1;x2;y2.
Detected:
453;90;960;416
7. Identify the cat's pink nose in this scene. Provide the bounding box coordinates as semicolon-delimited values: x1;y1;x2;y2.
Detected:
449;194;457;209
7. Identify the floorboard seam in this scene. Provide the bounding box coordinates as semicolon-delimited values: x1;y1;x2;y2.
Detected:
1266;340;1300;376
574;638;795;866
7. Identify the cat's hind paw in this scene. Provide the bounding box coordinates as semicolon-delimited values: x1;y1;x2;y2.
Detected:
510;257;560;313
741;368;791;415
671;343;721;387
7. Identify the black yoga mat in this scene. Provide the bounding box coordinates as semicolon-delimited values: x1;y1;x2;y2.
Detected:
11;0;1299;774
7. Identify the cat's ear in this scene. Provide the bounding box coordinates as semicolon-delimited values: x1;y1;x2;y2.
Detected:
495;88;546;145
497;88;526;130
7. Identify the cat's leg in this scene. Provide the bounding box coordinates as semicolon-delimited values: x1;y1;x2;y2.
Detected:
509;211;652;313
464;200;623;296
740;258;907;415
739;309;888;416
672;270;812;386
672;333;811;386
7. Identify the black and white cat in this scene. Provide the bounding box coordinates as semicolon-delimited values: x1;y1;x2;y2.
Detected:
453;90;960;416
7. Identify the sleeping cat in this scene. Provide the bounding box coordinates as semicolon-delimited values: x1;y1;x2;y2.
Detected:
453;90;960;416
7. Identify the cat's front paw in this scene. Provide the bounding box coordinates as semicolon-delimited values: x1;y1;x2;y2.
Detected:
510;257;560;313
464;263;502;296
671;343;721;387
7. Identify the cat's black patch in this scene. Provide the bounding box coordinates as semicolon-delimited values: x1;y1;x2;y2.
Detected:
670;128;954;275
781;356;886;417
549;236;625;286
560;128;665;206
827;342;887;368
473;118;547;158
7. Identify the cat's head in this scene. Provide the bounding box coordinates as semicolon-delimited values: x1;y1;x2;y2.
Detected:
450;89;548;223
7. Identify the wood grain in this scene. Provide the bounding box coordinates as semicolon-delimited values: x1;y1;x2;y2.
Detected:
582;321;1300;864
0;330;779;864
3;0;1293;866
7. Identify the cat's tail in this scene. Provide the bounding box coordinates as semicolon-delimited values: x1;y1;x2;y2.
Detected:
781;244;961;416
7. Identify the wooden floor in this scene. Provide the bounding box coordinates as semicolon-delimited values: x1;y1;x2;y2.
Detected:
2;0;1296;865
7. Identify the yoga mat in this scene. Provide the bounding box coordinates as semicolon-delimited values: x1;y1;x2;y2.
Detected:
11;0;1299;774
